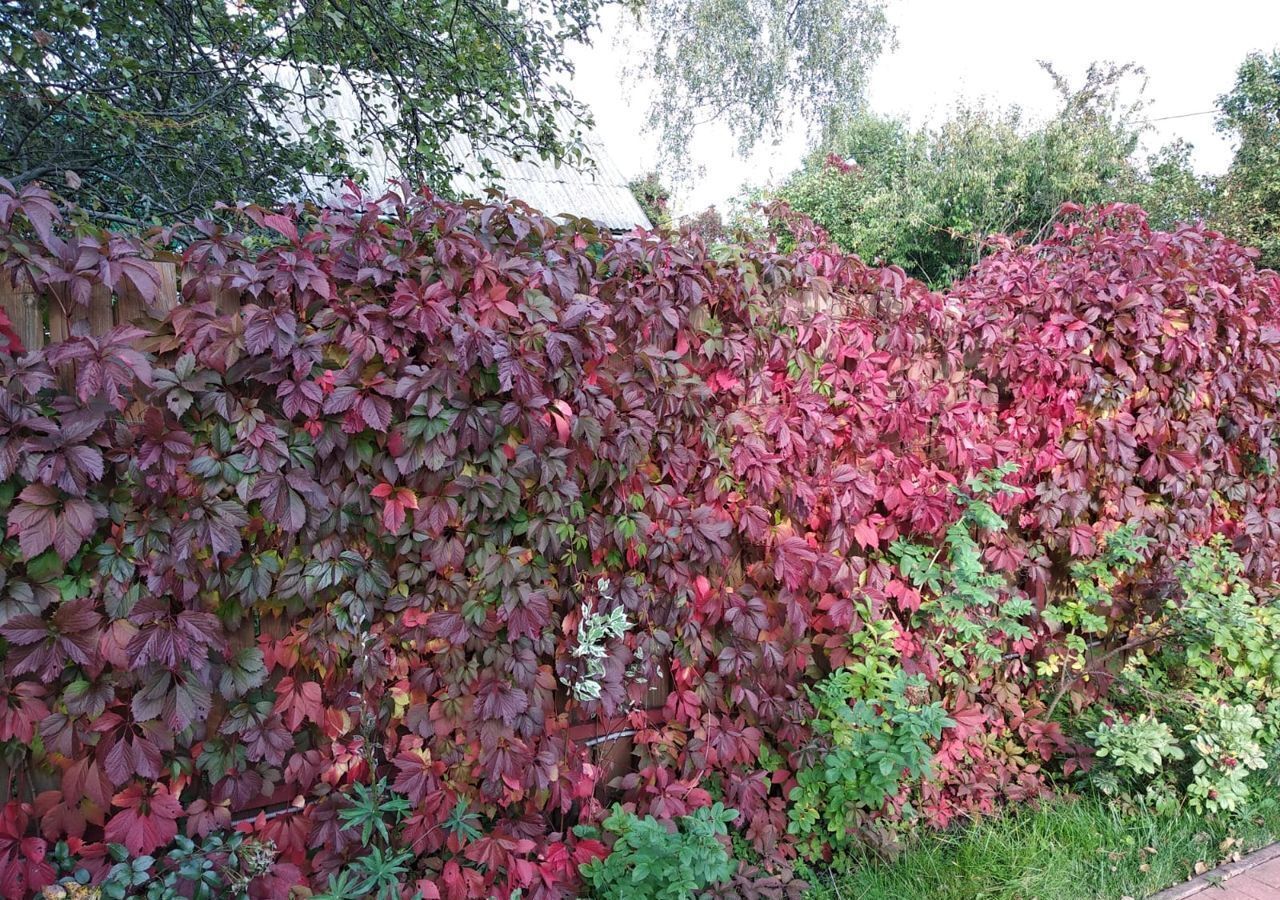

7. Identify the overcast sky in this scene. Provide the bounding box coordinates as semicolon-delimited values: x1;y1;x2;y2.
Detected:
569;0;1280;216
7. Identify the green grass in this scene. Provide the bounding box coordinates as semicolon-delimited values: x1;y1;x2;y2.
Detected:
806;790;1280;900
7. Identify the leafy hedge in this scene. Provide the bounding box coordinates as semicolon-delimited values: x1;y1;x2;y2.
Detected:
1;180;1279;898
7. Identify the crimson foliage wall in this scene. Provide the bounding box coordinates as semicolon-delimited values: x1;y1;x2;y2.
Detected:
0;182;1278;897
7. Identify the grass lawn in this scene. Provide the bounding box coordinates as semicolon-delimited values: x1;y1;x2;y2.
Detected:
806;790;1280;900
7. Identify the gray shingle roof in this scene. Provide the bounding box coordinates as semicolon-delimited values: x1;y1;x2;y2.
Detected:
277;67;650;231
443;117;651;232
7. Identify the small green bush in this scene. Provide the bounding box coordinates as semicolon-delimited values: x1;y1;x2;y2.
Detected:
1089;715;1185;777
1185;703;1268;814
49;833;278;900
788;669;952;856
578;803;739;899
1084;537;1280;812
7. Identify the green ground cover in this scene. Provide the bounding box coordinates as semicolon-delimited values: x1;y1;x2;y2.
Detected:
808;788;1280;900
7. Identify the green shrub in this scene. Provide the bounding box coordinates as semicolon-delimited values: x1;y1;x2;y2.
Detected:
1171;537;1280;688
578;803;739;899
1089;714;1185;778
788;669;953;856
772;64;1198;286
1084;537;1280;812
1214;49;1280;270
1185;703;1269;814
49;833;278;900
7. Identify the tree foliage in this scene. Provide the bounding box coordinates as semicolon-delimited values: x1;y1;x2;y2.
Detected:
1;0;901;222
627;171;672;230
0;0;603;220
636;0;891;167
1214;49;1280;271
775;63;1212;286
1129;140;1216;234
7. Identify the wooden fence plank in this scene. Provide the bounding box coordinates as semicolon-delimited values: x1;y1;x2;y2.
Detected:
42;284;108;402
87;284;114;336
0;277;43;351
212;284;242;316
47;284;112;341
115;283;144;326
154;262;180;316
46;288;71;346
118;261;179;324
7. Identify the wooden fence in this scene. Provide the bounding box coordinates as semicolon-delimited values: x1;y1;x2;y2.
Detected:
0;260;230;352
2;262;670;818
0;264;865;357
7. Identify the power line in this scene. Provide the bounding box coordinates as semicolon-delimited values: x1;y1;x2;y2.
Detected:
1144;109;1217;123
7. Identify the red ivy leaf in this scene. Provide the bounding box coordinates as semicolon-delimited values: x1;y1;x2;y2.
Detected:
474;678;529;726
1;599;102;680
273;677;324;732
6;484;101;562
104;783;182;856
372;482;418;533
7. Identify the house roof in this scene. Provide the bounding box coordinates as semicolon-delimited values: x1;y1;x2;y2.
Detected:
443;115;651;232
274;67;650;231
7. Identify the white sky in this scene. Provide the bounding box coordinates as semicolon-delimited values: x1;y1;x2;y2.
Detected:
568;0;1280;216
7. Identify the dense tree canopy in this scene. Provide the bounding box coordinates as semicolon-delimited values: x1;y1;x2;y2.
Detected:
1;0;896;221
768;52;1280;286
0;0;605;220
1215;49;1280;270
772;63;1212;286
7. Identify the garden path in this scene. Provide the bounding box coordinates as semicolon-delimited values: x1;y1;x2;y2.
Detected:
1149;844;1280;899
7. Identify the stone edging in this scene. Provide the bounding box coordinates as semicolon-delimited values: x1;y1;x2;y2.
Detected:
1146;842;1280;900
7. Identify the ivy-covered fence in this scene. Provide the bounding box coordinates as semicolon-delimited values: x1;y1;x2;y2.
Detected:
0;234;674;814
1;179;1279;898
0;257;179;356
